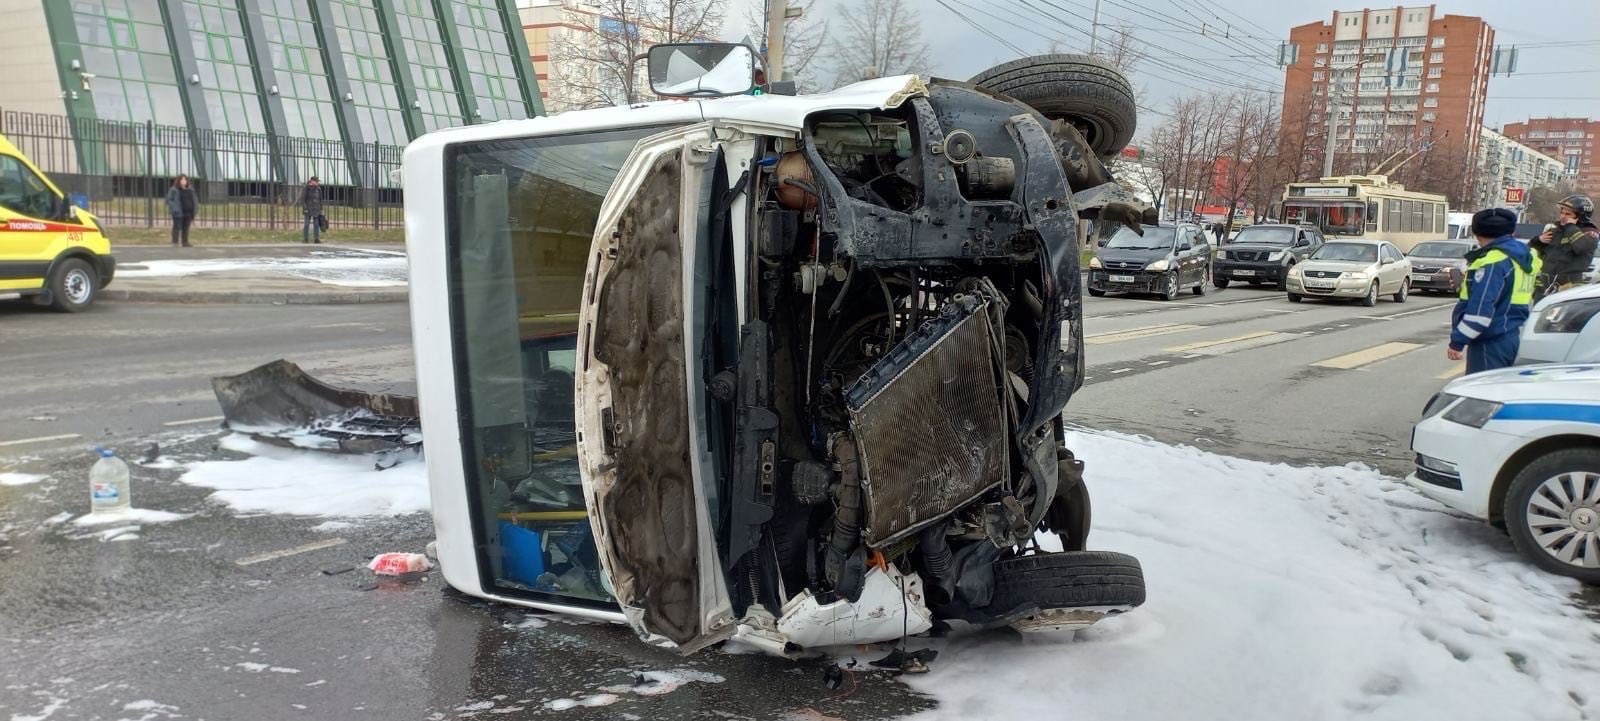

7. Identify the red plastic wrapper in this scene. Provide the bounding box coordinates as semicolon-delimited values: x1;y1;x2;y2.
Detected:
368;552;433;575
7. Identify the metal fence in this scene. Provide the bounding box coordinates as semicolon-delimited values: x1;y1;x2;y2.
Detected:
0;109;404;231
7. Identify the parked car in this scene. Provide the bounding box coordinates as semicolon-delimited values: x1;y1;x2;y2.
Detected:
1406;239;1474;295
1285;239;1412;306
1407;364;1600;583
1088;223;1211;300
1586;256;1600;284
1212;224;1323;290
1517;282;1600;364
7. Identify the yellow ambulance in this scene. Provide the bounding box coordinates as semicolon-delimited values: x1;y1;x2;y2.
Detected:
0;133;114;312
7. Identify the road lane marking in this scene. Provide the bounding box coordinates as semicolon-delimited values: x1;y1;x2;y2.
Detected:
1311;342;1424;370
235;538;349;566
1110;368;1134;374
1358;315;1391;320
1378;303;1454;320
1261;308;1300;314
1147;360;1171;366
0;433;81;448
1163;331;1279;353
1437;363;1465;379
1181;353;1203;359
1084;323;1205;345
162;415;225;427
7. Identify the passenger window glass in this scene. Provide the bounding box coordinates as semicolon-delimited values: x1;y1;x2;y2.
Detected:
447;126;665;604
0;156;59;219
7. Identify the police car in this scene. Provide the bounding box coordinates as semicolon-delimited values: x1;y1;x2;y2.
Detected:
1518;282;1600;364
1408;365;1600;582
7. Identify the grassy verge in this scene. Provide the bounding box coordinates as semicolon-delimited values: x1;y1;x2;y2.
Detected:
107;226;405;245
1080;247;1095;267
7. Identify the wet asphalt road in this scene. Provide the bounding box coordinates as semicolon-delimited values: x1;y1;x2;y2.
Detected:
0;302;934;721
5;289;1597;720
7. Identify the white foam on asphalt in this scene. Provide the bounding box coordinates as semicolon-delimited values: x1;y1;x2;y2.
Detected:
902;429;1600;721
0;472;48;486
177;434;428;517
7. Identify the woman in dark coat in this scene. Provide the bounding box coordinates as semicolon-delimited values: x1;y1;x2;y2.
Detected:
165;174;198;246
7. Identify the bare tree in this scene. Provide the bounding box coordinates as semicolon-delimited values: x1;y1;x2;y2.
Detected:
746;0;828;92
1525;182;1588;223
1095;24;1143;76
825;0;930;88
548;0;729;111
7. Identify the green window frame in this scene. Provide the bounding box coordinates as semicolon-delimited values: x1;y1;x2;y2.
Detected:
209;33;232;62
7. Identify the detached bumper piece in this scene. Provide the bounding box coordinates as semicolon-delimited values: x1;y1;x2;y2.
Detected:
845;293;1009;548
211;359;421;455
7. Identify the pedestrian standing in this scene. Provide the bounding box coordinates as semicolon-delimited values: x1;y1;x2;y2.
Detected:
165;174;198;247
1447;208;1541;374
296;176;324;244
1529;195;1597;302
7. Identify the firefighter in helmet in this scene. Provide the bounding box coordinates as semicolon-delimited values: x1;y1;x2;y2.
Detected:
1531;194;1598;301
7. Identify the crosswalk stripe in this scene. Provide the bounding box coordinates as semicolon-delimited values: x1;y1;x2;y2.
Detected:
1436;363;1465;379
1311;342;1424;369
1163;331;1279;353
1083;323;1205;345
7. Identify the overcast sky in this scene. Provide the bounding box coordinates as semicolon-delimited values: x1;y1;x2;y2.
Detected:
725;0;1600;139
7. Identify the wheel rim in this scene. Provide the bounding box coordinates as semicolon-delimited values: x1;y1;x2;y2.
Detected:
1368;284;1377;303
1166;274;1177;297
1524;471;1600;569
1400;280;1408;299
63;268;93;305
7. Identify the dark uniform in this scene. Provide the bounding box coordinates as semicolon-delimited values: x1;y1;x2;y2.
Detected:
1529;194;1597;301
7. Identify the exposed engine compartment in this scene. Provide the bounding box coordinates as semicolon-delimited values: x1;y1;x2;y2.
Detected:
710;82;1098;630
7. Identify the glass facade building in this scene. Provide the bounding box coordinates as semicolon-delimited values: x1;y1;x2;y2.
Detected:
38;0;541;183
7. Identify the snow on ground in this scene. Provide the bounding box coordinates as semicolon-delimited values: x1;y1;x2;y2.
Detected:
177;435;428;517
116;251;406;287
904;429;1600;721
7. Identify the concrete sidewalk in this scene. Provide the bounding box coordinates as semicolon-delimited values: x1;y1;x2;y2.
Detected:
108;242;409;305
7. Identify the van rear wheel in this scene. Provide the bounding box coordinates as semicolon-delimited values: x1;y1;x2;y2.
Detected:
48;258;97;313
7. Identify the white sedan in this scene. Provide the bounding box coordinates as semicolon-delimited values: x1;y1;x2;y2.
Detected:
1407;365;1600;583
1518;282;1600;364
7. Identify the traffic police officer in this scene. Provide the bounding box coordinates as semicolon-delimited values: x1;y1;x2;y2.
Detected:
1447;208;1541;374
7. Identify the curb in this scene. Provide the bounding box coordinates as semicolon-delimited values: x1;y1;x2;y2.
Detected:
102;288;408;305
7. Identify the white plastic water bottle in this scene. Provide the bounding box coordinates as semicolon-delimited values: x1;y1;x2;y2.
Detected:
89;447;131;514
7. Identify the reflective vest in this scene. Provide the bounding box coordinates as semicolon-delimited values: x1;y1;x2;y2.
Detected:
1459;248;1540;304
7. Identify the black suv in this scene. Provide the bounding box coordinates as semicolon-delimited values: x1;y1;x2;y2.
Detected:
1213;224;1324;289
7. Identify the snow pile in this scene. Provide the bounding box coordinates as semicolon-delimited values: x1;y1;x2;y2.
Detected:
0;472;48;486
117;251;407;287
177;435;428;517
905;430;1600;721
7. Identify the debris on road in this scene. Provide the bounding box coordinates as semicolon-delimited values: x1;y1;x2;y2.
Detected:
179;434;427;518
368;552;433;575
211;359;420;455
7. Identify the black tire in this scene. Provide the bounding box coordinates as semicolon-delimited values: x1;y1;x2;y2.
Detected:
1213;276;1229;289
47;257;97;313
986;551;1146;613
1160;272;1179;301
1288;292;1303;303
1394;278;1409;303
1276;265;1291;291
1087;287;1106;297
1192;267;1208;296
1503;448;1600;584
970;54;1137;158
1361;282;1379;307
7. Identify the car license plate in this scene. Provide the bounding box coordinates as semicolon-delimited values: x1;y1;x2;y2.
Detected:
1109;274;1135;283
1411;273;1429;282
1306;280;1335;289
1233;270;1255;277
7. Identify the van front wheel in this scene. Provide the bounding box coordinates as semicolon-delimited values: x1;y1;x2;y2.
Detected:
48;258;97;312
